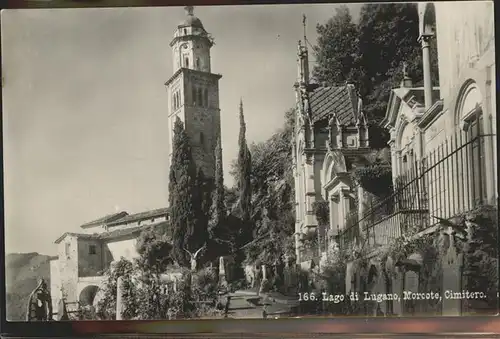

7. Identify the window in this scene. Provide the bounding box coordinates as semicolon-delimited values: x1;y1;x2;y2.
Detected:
196;57;200;70
185;57;189;68
467;110;487;206
204;88;208;107
173;91;181;110
197;88;203;107
200;132;205;146
65;243;70;258
183;29;187;35
89;245;96;255
192;86;197;106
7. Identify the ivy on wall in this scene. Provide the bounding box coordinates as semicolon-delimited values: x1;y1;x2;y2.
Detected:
352;163;393;197
312;200;330;227
458;204;498;312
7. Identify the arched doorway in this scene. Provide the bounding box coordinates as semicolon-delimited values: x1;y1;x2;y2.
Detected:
79;285;99;307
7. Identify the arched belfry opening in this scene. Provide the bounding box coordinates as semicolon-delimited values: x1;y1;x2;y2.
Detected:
421;3;440;87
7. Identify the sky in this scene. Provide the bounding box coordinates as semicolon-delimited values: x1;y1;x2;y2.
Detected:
2;4;362;255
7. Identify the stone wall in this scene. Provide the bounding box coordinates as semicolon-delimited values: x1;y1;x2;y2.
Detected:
105;237;140;262
58;235;79;303
182;72;221;179
434;2;495;107
49;258;61;312
78;238;105;277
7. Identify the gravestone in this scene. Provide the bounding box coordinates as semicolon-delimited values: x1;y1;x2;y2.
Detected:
219;256;228;290
392;267;403;316
259;265;268;295
403;269;419;315
345;261;354;295
116;276;125;320
441;232;463;316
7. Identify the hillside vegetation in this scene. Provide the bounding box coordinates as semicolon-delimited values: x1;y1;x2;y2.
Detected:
5;252;52;321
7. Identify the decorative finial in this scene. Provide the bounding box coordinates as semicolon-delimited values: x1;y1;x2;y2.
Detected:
400;61;413;88
185;6;194;16
402;62;408;78
302;14;307;47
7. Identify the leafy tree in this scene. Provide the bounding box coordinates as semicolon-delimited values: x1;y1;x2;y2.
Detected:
136;226;174;273
95;258;137;320
236;109;297;267
168;117;197;266
313;5;360;85
313;3;440;148
355;3;439;119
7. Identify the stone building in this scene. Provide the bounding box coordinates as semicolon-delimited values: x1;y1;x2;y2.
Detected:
49;6;223;315
49;209;170;312
292;38;373;265
342;1;496;317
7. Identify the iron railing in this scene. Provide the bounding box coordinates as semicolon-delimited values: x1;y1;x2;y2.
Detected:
339;130;495;250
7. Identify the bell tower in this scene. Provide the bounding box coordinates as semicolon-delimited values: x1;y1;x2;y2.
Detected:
165;6;223;178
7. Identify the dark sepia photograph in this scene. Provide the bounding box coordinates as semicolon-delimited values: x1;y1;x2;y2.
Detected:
2;1;497;322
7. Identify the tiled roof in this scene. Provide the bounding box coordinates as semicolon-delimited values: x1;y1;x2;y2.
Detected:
100;221;168;240
107;207;170;226
54;232;100;244
55;221;169;244
309;84;358;125
80;211;129;228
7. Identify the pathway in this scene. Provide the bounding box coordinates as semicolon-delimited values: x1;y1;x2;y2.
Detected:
225;289;300;319
226;290;263;318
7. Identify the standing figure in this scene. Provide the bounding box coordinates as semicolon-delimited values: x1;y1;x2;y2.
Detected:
26;278;53;321
183;243;206;272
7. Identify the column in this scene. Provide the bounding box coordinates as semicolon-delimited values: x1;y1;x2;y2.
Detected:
412;121;424;161
357;185;365;237
341;189;351;227
337;189;351;231
304;154;317;227
419;34;434;110
338;191;345;231
329;195;336;235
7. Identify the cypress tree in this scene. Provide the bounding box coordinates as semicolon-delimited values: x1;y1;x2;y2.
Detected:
237;99;252;224
168;117;197;267
191;167;210;252
209;135;226;233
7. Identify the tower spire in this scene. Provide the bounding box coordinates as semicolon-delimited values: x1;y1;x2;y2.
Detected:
302;14;308;49
297;14;310;85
